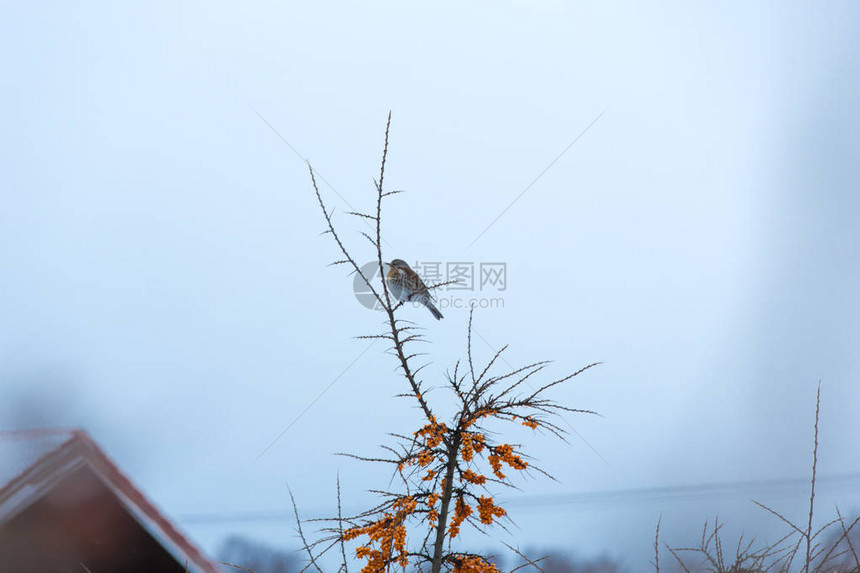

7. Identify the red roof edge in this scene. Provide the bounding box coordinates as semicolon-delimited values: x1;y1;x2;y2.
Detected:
0;429;78;502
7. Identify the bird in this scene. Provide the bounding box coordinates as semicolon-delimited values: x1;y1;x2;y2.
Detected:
385;259;444;320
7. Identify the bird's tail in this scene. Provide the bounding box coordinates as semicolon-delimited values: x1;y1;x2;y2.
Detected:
426;301;443;320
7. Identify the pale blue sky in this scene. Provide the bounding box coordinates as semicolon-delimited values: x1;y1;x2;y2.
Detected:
2;1;859;568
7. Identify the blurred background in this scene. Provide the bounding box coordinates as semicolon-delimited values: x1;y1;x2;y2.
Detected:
2;1;859;570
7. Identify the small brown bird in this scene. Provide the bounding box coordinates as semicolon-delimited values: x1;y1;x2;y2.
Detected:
386;259;444;320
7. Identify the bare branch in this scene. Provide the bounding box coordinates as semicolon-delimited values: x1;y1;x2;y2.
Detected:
290;488;325;573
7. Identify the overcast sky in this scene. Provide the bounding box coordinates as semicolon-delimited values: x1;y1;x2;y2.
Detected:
2;1;859;568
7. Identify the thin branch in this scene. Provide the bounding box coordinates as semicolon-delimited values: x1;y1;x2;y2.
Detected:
804;381;821;573
337;475;350;573
290;488;325;573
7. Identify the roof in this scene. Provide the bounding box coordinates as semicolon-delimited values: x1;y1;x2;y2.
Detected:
0;428;221;573
0;427;75;488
